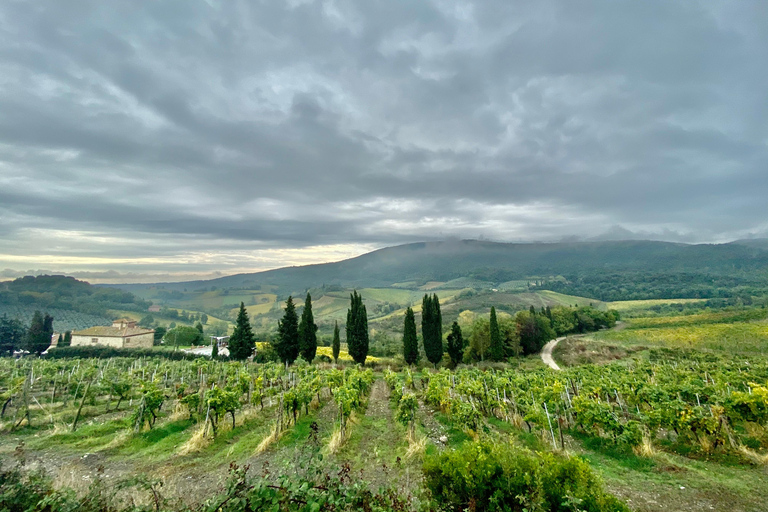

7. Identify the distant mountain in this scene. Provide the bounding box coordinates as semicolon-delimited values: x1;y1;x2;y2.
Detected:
113;239;768;297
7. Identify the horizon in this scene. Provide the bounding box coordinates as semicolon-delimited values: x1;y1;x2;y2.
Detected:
2;235;763;285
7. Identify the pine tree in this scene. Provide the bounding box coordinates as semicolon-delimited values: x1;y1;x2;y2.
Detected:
422;294;444;368
403;307;419;365
446;321;464;368
298;293;318;363
346;291;369;364
276;296;300;365
488;307;503;361
229;302;255;360
332;321;340;363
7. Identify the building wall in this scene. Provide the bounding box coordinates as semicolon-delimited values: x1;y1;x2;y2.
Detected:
71;334;124;348
124;332;154;348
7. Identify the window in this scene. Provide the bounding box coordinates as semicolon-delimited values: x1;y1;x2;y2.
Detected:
91;338;98;343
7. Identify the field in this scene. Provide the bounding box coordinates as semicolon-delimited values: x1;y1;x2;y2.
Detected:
593;309;768;355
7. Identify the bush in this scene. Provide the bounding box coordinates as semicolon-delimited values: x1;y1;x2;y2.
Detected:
423;441;629;512
45;346;206;361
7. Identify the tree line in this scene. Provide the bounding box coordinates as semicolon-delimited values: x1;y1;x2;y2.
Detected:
0;311;70;355
221;290;617;369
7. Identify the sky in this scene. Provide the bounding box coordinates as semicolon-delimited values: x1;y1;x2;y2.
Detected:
1;1;767;283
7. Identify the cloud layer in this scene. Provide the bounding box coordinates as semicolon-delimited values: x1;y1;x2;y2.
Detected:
1;1;767;282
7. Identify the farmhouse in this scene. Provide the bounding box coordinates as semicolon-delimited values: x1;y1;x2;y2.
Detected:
71;319;154;349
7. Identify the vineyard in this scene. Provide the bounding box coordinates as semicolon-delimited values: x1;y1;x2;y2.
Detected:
1;348;767;511
0;305;111;332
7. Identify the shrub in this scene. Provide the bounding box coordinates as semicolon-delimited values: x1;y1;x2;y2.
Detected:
45;345;206;361
423;441;629;512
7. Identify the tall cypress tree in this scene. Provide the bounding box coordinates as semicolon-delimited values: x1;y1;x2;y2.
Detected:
332;321;340;363
488;307;503;361
276;296;300;365
403;307;419;365
229;302;255;360
446;321;464;369
422;294;444;368
346;290;369;364
26;310;52;355
298;293;318;363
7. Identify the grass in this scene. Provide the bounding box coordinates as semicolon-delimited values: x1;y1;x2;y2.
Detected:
595;321;768;354
605;298;707;312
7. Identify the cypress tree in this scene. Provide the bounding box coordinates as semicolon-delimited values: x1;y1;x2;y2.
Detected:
276;296;300;365
403;307;419;365
332;321;340;363
346;290;369;365
298;293;318;363
211;339;219;360
446;321;464;369
26;310;52;355
422;294;444;368
61;330;72;347
229;302;255;360
488;307;503;361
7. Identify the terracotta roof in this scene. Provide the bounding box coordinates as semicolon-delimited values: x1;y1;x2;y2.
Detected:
72;326;155;337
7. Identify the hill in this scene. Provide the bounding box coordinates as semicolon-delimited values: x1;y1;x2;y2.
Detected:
0;275;150;330
114;239;768;300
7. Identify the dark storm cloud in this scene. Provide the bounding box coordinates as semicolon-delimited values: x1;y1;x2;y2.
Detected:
1;0;767;278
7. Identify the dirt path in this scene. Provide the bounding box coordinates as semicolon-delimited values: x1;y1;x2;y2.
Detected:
541;337;565;370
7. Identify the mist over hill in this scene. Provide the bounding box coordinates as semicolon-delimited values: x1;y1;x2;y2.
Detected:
112;239;768;299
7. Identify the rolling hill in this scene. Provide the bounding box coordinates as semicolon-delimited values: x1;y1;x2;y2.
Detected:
114;239;768;298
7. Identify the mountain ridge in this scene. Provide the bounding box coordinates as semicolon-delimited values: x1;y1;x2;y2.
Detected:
110;239;768;296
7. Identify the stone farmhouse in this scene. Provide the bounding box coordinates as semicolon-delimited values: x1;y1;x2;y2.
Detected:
71;319;155;349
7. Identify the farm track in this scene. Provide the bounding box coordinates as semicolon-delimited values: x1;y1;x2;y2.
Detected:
541;337;564;370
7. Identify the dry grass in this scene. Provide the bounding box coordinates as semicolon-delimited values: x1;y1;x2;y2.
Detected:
177;424;211;455
326;428;344;454
738;445;768;465
405;433;427;459
510;412;525;430
634;434;656;458
254;423;282;454
168;402;188;422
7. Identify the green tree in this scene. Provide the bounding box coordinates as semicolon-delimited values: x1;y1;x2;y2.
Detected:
211;339;219;360
200;313;208;325
153;326;166;346
26;311;52;355
516;310;556;355
276;296;300;365
138;314;155;328
422;294;443;368
403;307;419;365
164;325;203;348
446;321;464;368
488;307;503;361
346;290;369;365
298;293;318;363
332;321;340;363
0;315;25;354
195;322;204;334
60;330;72;348
229;302;256;360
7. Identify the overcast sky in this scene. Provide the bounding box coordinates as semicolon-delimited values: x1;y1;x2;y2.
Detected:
1;1;767;283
